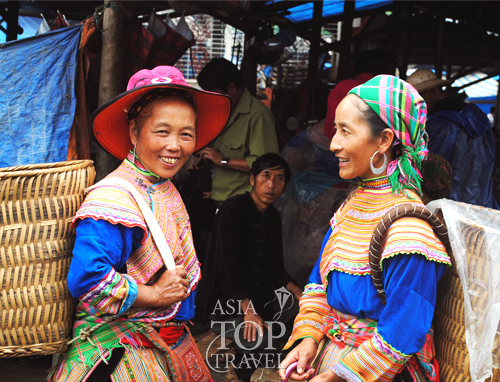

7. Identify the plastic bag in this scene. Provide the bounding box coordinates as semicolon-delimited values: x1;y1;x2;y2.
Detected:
427;199;500;381
277;122;352;285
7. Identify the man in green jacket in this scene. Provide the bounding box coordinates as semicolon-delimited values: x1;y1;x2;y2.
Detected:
198;58;279;204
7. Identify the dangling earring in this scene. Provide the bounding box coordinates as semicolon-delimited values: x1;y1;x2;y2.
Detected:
370;150;388;175
133;143;137;165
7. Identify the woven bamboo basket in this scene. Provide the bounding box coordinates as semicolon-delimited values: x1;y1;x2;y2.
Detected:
433;208;500;382
0;160;95;358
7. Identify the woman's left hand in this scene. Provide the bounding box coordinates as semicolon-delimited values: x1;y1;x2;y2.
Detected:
309;370;346;382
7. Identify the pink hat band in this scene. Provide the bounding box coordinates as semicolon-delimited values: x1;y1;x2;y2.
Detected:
127;67;188;90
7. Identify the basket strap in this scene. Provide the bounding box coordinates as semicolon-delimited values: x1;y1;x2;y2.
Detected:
86;178;177;271
368;203;452;305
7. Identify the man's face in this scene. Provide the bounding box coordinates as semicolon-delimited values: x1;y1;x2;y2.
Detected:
212;82;237;108
250;166;287;210
421;87;444;113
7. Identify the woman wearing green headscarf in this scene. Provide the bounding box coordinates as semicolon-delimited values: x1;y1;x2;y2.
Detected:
279;75;451;382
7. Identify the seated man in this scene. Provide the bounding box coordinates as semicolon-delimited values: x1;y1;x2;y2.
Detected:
197;153;301;382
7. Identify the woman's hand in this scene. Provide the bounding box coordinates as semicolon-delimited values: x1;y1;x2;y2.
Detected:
309;371;346;382
134;266;190;308
279;337;317;381
152;266;190;306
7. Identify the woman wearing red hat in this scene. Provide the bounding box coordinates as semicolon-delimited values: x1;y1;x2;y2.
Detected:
49;67;231;382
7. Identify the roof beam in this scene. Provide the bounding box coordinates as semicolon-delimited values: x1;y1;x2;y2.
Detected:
451;56;499;81
184;0;331;48
308;0;323;82
318;9;432;54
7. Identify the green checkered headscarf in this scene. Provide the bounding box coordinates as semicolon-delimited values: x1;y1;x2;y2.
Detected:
348;75;429;197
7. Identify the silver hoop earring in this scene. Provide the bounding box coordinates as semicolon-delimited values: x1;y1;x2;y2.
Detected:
370;150;388;175
133;144;137;165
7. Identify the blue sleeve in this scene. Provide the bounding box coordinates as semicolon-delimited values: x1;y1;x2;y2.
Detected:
174;287;197;321
378;253;447;354
67;218;143;299
307;227;332;285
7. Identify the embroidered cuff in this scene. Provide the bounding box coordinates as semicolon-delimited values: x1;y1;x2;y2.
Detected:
332;364;363;382
283;318;325;349
333;332;409;382
81;268;129;315
303;283;325;294
119;274;139;314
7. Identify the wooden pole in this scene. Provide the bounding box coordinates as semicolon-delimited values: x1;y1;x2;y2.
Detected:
6;1;20;42
241;34;257;96
338;0;355;81
95;0;126;181
446;27;452;80
435;18;445;79
494;78;500;132
399;2;411;80
307;0;323;83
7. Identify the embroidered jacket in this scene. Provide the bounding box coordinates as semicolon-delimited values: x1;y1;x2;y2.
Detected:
63;154;200;367
284;177;451;382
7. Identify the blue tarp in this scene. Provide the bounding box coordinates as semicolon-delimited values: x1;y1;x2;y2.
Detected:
427;103;499;210
467;96;496;115
266;1;392;23
0;25;82;168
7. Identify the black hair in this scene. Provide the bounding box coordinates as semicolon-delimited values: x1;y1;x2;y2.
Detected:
197;58;244;92
358;97;401;159
251;153;291;184
361;103;388;138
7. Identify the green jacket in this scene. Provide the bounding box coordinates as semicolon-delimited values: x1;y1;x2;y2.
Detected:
212;87;278;202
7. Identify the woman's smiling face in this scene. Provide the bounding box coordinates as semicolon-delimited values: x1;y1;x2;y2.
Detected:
330;94;383;180
130;97;197;179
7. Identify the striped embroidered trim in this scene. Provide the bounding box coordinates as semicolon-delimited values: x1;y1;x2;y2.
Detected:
292;319;325;332
320;177;449;279
358;176;392;190
381;243;451;268
284;283;330;349
303;283;326;294
372;331;410;363
333;332;408;382
80;269;128;315
332;365;363;382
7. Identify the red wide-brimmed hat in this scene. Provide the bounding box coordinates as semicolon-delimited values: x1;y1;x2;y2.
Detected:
91;66;232;160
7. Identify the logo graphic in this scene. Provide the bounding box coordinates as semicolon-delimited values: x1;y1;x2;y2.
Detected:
206;288;293;373
264;286;294;321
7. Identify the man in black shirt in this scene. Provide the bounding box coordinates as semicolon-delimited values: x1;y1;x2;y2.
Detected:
198;154;301;381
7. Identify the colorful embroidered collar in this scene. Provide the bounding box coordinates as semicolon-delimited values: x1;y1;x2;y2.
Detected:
124;150;169;182
358;176;392;191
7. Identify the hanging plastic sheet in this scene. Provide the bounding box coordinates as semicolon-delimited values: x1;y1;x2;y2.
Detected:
276;121;352;286
0;25;82;167
427;199;500;382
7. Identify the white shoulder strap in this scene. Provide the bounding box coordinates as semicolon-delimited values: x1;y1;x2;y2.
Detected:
86;177;177;270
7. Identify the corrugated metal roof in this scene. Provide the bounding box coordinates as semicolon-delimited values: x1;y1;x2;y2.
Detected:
266;0;392;23
453;73;499;99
